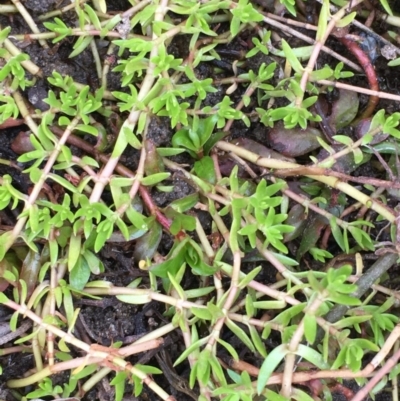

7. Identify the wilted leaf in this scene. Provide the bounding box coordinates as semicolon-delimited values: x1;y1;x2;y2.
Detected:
327;89;359;129
267;123;323;157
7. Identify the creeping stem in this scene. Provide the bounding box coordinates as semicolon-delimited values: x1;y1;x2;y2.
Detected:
338;36;379;120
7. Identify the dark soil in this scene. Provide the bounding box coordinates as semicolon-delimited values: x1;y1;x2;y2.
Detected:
0;1;399;401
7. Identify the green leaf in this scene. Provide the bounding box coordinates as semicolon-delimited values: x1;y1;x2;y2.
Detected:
194;156;216;184
336;12;356;27
196;350;212;384
333;315;373;330
69;35;93;58
316;0;329;41
174;336;210;367
69;256;90;290
209;353;227;386
281;39;304;74
217;338;239;361
75;123;99;136
168;271;186;300
263;389;288;401
303;314;317;344
330;217;346;252
0;27;11;43
156;147;185;156
165;208;196;234
0;292;9;304
110;372;126;401
150;239;188;278
82;249;103;275
225;318;255;353
186;241;216;276
185;286;215;299
140;172;170;186
47;173;78;193
238;266;262;288
169;193;199;213
378;0;393;16
333;135;353;146
116;289;151;305
132;219;161;261
68;234;81;271
257;344;289;394
328;293;361;306
249;325;267;357
292;387;315;401
191;307;212;320
388;57;400;67
230;16;241;38
296;344;329;369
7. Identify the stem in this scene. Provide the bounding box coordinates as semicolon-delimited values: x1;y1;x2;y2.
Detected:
295;0;365;107
317;79;400;101
89;0;170;203
10;0;48;48
351;347;400;401
215;141;395;223
338;36;379;120
3;117;80;255
252;5;362;72
281;294;325;397
3;298;174;399
314;253;399;345
50;127;176;233
101;42;116;89
205;251;241;351
12;90;38;134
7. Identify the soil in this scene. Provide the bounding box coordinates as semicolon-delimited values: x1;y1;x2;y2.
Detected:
0;1;399;401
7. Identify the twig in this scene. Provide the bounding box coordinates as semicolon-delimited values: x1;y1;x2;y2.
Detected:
10;0;48;48
274;166;400;189
2;117;81;257
0;5;17;12
0;320;32;346
37;0;86;20
296;0;365;107
351;18;400;56
0;118;25;129
265;12;317;31
50;126;177;234
229;322;400;390
101;42;116;89
215;141;396;223
90;38;102;80
317;79;400;101
2;33;42;77
88;0;171;203
257;11;363;72
351;347;400;401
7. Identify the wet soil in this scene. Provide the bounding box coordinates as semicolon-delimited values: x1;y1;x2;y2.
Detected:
0;1;399;401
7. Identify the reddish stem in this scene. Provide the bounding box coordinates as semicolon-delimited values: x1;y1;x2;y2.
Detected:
138;185;172;232
338;37;379;120
351;347;400;401
0;118;25;129
50;126;180;236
